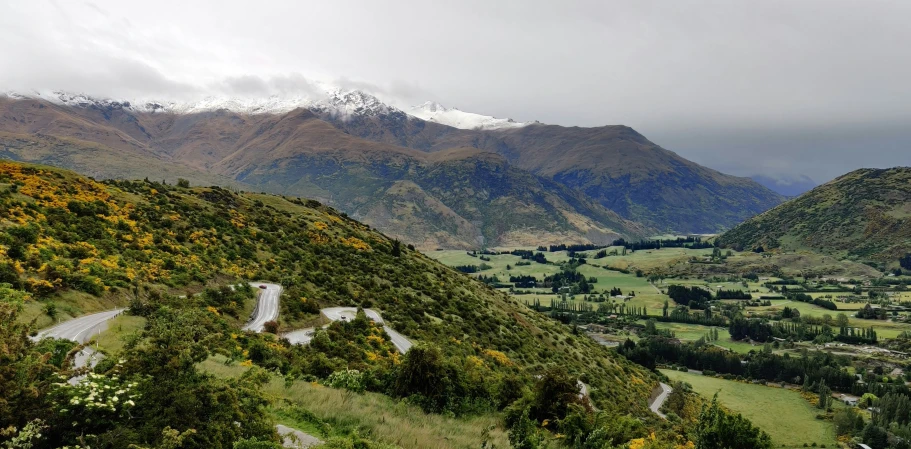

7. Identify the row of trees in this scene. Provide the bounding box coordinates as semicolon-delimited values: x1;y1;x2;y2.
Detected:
667;285;714;309
716;289;752;299
727;316;879;344
510;249;549;264
611;237;715;250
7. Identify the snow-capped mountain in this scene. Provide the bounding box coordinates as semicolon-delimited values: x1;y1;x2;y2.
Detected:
2;90;530;130
409;101;526;130
4;89;410;117
311;89;403;118
6;90;322;115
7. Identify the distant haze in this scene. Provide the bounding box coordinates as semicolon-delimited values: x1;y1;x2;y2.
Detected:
1;0;909;183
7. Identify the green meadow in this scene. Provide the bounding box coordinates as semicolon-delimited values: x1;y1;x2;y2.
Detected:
661;370;839;449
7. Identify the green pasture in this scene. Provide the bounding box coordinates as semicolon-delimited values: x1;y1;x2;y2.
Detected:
661;370;839;448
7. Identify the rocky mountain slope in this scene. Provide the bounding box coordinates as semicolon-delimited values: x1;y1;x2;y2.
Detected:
316;101;785;233
718;167;911;265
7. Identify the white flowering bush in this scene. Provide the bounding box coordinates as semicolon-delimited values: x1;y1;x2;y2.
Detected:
51;366;140;432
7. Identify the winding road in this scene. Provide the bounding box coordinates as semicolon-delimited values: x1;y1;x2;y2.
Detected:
649;382;673;419
283;307;413;353
243;283;283;332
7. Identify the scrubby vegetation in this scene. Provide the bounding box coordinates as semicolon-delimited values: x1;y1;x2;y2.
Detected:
2;161;706;448
718;167;911;264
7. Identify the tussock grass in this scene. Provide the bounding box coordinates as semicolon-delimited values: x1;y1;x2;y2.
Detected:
201;356;511;449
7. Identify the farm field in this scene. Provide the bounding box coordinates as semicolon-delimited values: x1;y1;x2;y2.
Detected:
661;277;775;295
661;370;839;448
590;247;716;271
426;250;562;281
427;249;674;315
645;321;759;353
428;248;911;340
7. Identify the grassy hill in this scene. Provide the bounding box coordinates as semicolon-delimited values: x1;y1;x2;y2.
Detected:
718;167;911;266
0;160;656;414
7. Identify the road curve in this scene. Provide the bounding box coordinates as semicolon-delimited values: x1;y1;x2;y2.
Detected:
283;307;413;353
244;283;282;332
649;382;673;419
33;309;125;343
383;326;413;353
275;424;322;448
33;308;125;379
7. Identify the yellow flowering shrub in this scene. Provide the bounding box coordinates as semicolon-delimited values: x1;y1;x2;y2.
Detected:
341;236;371;251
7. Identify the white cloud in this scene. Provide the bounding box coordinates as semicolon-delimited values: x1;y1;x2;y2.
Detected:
1;0;909;181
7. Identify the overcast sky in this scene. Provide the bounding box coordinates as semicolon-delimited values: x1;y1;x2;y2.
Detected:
2;0;909;184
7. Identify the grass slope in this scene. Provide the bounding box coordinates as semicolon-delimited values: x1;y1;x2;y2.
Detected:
719;167;911;265
200;356;512;449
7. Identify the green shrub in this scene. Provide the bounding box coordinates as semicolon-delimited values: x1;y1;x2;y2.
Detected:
326;369;366;394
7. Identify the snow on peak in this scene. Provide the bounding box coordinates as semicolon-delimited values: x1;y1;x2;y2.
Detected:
4;88;408;118
6;90;318;115
414;101;449;113
3;90;531;130
310;89;404;118
408;101;526;130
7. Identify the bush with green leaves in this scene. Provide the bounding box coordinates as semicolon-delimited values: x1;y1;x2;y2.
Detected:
693;395;772;449
325;369;366;394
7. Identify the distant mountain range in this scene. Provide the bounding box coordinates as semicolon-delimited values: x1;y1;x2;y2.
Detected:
0;89;783;248
750;174;817;197
719;167;911;265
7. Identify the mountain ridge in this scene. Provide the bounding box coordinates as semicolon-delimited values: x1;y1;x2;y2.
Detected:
0;96;648;248
318;113;785;232
0;91;782;242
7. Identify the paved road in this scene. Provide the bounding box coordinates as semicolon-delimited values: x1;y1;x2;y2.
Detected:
33;309;125;343
383;325;413;353
283;307;413;353
649;382;673;419
275;424;322;448
33;309;125;381
283;327;317;345
244;283;283;332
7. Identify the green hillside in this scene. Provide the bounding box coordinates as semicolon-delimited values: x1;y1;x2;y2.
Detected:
718;167;911;266
0;160;678;448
